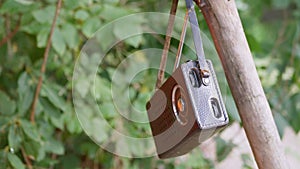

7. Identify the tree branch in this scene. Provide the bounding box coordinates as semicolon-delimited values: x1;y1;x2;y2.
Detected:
196;0;288;168
30;0;63;123
20;146;33;169
0;14;22;48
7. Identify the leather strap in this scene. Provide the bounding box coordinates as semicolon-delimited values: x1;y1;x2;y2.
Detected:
173;11;189;72
155;0;179;89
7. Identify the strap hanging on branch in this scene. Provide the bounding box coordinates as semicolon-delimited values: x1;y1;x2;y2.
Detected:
147;0;229;159
155;0;179;89
173;11;189;71
157;0;207;87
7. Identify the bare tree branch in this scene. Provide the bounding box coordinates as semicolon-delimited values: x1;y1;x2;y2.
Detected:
197;0;289;168
0;14;22;48
30;0;63;123
21;146;33;169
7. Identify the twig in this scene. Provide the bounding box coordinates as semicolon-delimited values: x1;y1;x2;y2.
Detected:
20;146;33;169
5;14;12;58
113;155;122;169
0;14;22;47
30;0;63;123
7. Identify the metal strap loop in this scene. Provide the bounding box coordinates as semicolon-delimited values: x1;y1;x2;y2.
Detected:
185;0;207;68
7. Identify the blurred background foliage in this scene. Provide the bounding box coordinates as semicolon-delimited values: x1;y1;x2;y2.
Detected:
0;0;299;168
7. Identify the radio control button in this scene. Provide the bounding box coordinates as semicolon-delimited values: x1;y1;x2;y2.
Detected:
210;98;222;119
203;78;210;86
188;69;200;87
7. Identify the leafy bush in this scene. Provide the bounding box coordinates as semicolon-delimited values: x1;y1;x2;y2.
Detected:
0;0;299;168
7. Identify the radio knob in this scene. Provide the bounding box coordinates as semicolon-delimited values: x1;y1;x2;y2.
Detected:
188;69;200;87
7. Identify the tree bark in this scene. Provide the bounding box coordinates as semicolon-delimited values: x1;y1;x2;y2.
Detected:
196;0;289;168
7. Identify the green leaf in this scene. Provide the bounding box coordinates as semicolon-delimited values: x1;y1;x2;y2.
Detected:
0;91;16;115
74;10;90;21
37;26;50;48
8;125;23;150
22;21;44;35
38;122;54;139
96;24;115;50
274;112;289;138
82;17;101;38
186;150;207;168
14;0;34;5
89;4;102;15
64;0;80;10
0;0;32;14
100;4;131;21
225;95;241;122
52;28;66;55
125;36;143;48
32;6;55;23
41;85;66;111
21;120;40;141
131;93;150;121
61;155;80;169
64;108;82;134
246;33;261;52
79;142;98;159
40;97;64;129
0;117;9;128
61;23;79;49
294;44;300;59
94;77;112;101
125;51;148;82
45;138;65;155
66;116;81;134
67;117;82;134
91;118;108;143
7;153;25;169
23;141;45;161
99;102;117;119
50;116;64;130
113;15;144;47
35;99;44;118
241;153;253;169
40;97;61;118
216;137;236;162
75;78;90;98
17;73;34;115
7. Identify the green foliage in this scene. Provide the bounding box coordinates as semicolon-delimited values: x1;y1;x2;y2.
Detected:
7;153;25;169
215;137;236;162
0;0;299;168
241;0;300;133
0;91;16;115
